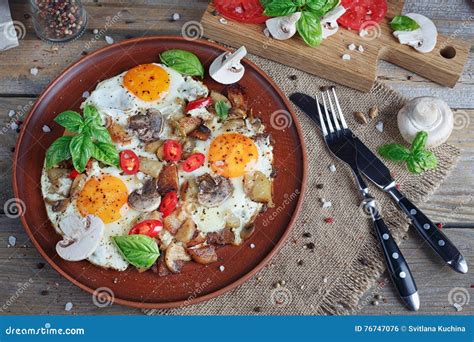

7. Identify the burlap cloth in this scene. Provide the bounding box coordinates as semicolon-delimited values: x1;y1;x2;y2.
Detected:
145;55;461;315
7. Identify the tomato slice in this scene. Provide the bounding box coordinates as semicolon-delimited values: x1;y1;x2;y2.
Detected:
68;169;80;179
214;0;269;24
338;0;387;31
129;220;163;238
182;153;206;172
185;97;212;113
163;140;182;162
119;149;140;175
159;191;178;217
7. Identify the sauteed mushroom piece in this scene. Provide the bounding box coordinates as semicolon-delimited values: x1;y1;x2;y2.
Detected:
187;245;218;265
164;243;191;273
197;173;234;208
128;178;161;212
129;108;164;142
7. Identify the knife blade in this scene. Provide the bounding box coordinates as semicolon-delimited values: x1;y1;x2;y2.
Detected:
290;92;468;274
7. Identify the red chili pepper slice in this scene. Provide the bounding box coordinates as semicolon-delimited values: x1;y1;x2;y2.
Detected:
185;97;213;113
159;191;178;218
120;149;140;175
163;140;182;162
129;220;163;238
68;170;80;179
182;153;206;172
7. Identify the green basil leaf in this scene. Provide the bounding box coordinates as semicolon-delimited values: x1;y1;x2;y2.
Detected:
406;156;423;174
215;100;230;120
89;125;112;144
297;11;323;47
390;15;420;31
91;142;119;167
411;131;428;153
113;235;160;269
413;150;437;171
83;104;101;126
160;49;204;78
263;0;298;17
45;136;73;169
69;133;93;173
377;143;411;162
260;0;273;6
306;0;338;16
54;111;84;133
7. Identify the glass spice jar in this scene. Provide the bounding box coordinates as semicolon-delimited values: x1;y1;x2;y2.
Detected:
30;0;87;43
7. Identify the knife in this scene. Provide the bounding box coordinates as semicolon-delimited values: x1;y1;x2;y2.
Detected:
290;92;468;274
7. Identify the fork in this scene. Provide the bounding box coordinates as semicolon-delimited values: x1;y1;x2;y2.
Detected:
317;86;420;311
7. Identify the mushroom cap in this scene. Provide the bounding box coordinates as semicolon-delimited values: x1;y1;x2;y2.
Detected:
197;173;234;208
265;12;301;41
321;5;346;39
393;13;437;53
128;177;161;212
56;215;104;261
128;109;164;142
209;46;247;85
397;96;453;148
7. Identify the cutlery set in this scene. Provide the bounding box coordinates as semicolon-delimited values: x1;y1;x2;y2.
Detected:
290;88;468;311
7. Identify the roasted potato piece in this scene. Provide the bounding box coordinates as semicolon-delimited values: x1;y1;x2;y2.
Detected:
105;116;131;144
179;179;198;203
175;218;196;243
138;157;163;178
228;107;247;120
210;90;231;108
157;164;179;195
243;171;274;207
240;223;256;240
225;84;249;111
154;254;171;277
187;245;218;265
207;228;235;245
188;124;211;141
186;233;207;248
225;212;241;229
163;208;187;234
180;138;196;159
145;140;163;154
175;116;202;136
165;243;191;273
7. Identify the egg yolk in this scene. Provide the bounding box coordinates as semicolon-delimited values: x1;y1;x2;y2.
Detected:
208;133;259;178
77;176;128;224
123;64;170;102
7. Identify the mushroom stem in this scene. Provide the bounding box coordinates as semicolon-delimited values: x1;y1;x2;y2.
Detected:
209;46;247;85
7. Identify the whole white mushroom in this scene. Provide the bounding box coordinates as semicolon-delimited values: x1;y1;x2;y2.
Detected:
397;96;453;148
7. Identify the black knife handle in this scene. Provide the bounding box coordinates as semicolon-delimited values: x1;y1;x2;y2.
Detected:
387;187;468;274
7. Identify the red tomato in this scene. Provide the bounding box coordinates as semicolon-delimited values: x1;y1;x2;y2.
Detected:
119;150;140;175
185;97;212;113
159;192;178;217
182;153;206;172
129;220;163;238
68;169;80;179
215;0;269;24
338;0;387;31
163;140;182;162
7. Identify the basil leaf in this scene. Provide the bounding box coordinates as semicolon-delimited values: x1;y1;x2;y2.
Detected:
377;143;411;161
215;100;230;120
69;133;93;173
306;0;338;16
160;49;204;78
260;0;273;6
411;131;428;153
54;111;84;133
297;11;322;47
89;125;112;144
413;150;437;171
390;15;420;31
83;104;101;126
91;142;119;167
45;136;73;169
406;156;423;174
113;235;160;269
263;0;298;17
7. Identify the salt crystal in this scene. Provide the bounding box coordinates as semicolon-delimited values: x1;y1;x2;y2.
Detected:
171;13;180;21
329;164;337;172
82;91;90;98
10;122;19;130
359;29;368;37
323;277;328;283
263;28;270;38
92;28;99;34
30;67;39;76
8;110;15;117
105;36;114;45
375;121;384;133
358;45;364;52
65;302;73;311
8;236;16;247
453;303;463;312
219;265;225;272
342;54;351;61
42;125;51;133
250;243;255;249
219;18;228;25
322;201;332;209
348;43;356;51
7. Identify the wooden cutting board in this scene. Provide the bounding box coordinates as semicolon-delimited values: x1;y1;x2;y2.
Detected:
201;1;470;92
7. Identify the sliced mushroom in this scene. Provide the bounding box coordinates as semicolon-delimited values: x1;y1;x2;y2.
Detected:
392;13;437;53
321;5;346;39
128;178;161;212
105;116;131;144
209;46;247;85
187;245;218;265
207;228;235;245
175;218;197;243
243;171;274;207
197;173;234;208
51;199;71;212
56;215;104;261
47;168;69;188
138;157;163;178
188;124;211;141
145;140;163;154
164;242;191;273
70;174;87;198
175;116;202;137
129;108;164;142
240;223;256;240
157;164;179;196
265;12;301;40
225;84;249;111
154;254;171;277
186;232;207;248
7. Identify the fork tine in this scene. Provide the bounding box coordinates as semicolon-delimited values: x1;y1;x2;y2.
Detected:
331;86;348;129
315;94;328;136
321;91;334;133
326;88;341;131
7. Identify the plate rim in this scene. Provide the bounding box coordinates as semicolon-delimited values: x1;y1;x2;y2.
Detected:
12;36;308;309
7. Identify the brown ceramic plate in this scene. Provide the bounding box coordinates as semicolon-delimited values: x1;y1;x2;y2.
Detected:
13;37;307;309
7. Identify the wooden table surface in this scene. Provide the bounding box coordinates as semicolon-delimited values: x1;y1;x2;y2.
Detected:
0;0;472;315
